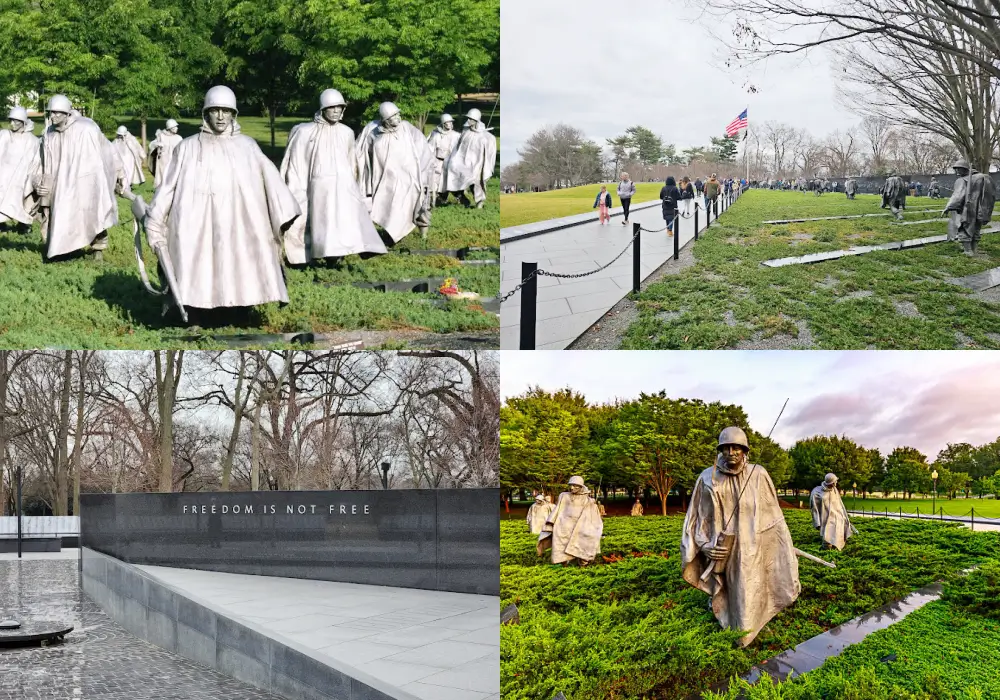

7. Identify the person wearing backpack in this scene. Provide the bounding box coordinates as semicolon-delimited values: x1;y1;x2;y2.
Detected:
617;172;636;225
704;173;721;219
593;185;613;225
659;176;680;237
944;158;996;256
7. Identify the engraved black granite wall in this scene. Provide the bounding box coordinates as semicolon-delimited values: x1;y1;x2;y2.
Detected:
81;489;499;595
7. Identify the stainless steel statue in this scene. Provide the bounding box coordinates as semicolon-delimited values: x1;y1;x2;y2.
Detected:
844;178;857;200
526;494;555;534
426;113;461;207
880;172;907;220
144;86;301;312
280;89;387;264
809;473;855;550
680;427;801;646
944;158;996;256
356;102;434;242
444;108;497;209
0;107;40;229
631;498;644;516
113;125;146;187
147;119;182;189
537;476;603;565
34;95;120;260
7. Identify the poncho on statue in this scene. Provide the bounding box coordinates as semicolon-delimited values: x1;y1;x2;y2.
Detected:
0;121;40;225
356;118;434;242
537;486;603;563
946;171;996;243
426;123;461;194
280;114;387;263
681;454;801;646
40;113;120;258
881;176;906;210
445;123;497;204
144;119;301;309
148;129;183;189
810;478;854;550
526;498;555;534
114;130;146;187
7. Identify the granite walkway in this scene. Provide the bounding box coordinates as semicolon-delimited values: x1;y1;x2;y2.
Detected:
138;564;500;700
501;193;740;349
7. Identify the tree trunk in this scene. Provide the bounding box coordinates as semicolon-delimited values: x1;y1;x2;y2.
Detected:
250;400;263;491
53;351;73;515
156;351;183;493
140;116;148;154
72;351;91;516
0;352;7;517
220;353;248;491
269;106;276;149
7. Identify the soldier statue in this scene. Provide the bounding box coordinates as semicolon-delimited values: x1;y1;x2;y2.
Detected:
944;158;996;256
526;494;555;534
881;171;907;220
809;473;855;550
426;113;461;207
0;106;40;232
537;475;603;566
147;119;183;190
445;108;497;209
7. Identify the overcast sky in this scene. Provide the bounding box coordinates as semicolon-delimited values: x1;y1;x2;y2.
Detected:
500;0;860;167
500;351;1000;460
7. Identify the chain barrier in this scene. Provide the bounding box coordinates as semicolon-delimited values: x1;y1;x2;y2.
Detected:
498;269;537;305
502;191;740;307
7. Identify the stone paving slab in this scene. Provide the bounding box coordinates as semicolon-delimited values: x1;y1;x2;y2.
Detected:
138;564;499;700
0;557;276;700
501;193;738;349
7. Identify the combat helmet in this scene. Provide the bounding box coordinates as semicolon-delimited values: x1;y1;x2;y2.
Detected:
717;426;750;452
319;89;346;109
46;95;72;113
203;86;238;113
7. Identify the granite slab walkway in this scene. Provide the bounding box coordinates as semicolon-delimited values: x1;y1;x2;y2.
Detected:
137;564;500;700
501;193;740;349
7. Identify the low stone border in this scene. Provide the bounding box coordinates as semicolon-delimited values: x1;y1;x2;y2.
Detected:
500;199;662;243
81;547;417;700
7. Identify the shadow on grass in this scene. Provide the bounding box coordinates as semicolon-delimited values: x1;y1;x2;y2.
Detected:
0;235;44;255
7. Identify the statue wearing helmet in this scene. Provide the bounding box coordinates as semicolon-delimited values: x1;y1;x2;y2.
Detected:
278;89;387;264
536;475;603;565
355;101;435;241
680;427;801;646
526;493;555;534
0;106;41;231
881;172;907;220
112;125;147;188
147;119;183;189
143;86;301;315
426;112;461;206
443;106;497;208
810;473;855;550
944;157;996;256
33;94;121;260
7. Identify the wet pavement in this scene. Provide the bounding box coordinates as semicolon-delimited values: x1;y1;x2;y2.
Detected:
0;554;275;699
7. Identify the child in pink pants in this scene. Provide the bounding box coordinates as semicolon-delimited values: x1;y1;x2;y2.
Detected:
593;185;612;225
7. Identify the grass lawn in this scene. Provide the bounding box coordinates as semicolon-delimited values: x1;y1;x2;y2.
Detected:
500;511;1000;700
500;181;664;228
0;116;499;348
783;494;1000;519
616;189;1000;349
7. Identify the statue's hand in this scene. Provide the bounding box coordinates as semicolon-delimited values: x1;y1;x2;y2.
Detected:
704;543;730;562
33;176;50;197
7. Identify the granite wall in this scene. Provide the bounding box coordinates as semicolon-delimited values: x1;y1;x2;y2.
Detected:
81;489;499;596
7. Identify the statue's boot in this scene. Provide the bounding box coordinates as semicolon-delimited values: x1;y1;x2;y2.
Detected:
419;226;429;241
962;240;975;256
476;201;485;209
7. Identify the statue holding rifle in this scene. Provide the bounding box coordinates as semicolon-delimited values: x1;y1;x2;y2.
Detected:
681;422;837;646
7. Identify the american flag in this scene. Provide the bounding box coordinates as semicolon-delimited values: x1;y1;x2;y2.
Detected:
725;109;748;137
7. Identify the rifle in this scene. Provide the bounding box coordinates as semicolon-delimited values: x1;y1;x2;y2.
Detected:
698;399;836;581
124;191;189;323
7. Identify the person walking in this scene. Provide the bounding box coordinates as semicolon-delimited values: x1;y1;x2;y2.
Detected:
704;173;721;219
659;176;680;237
678;176;696;221
617;172;636;225
593;185;612;225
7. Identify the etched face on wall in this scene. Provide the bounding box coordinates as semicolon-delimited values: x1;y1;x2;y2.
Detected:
322;105;345;124
205;107;235;134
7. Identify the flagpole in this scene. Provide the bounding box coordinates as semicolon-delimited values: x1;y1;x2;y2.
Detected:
744;105;749;185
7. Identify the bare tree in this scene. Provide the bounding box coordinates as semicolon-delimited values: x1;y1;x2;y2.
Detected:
823;129;862;176
154;351;184;492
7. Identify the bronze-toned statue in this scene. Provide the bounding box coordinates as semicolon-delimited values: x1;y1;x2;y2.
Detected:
526;494;555;534
537;476;603;565
809;473;855;550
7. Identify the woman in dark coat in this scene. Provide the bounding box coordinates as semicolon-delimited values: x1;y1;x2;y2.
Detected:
659;176;680;237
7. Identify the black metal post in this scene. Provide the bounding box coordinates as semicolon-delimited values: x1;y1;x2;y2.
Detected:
673;214;680;260
16;463;22;559
632;223;641;293
519;261;537;350
380;462;390;490
694;206;699;240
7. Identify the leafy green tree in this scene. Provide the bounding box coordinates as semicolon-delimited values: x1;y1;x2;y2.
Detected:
882;446;930;498
624;125;666;165
788;435;873;495
935;467;968;500
710;134;739;162
300;0;499;127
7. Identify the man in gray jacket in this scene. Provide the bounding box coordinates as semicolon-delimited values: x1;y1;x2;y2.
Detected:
617;172;636;225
